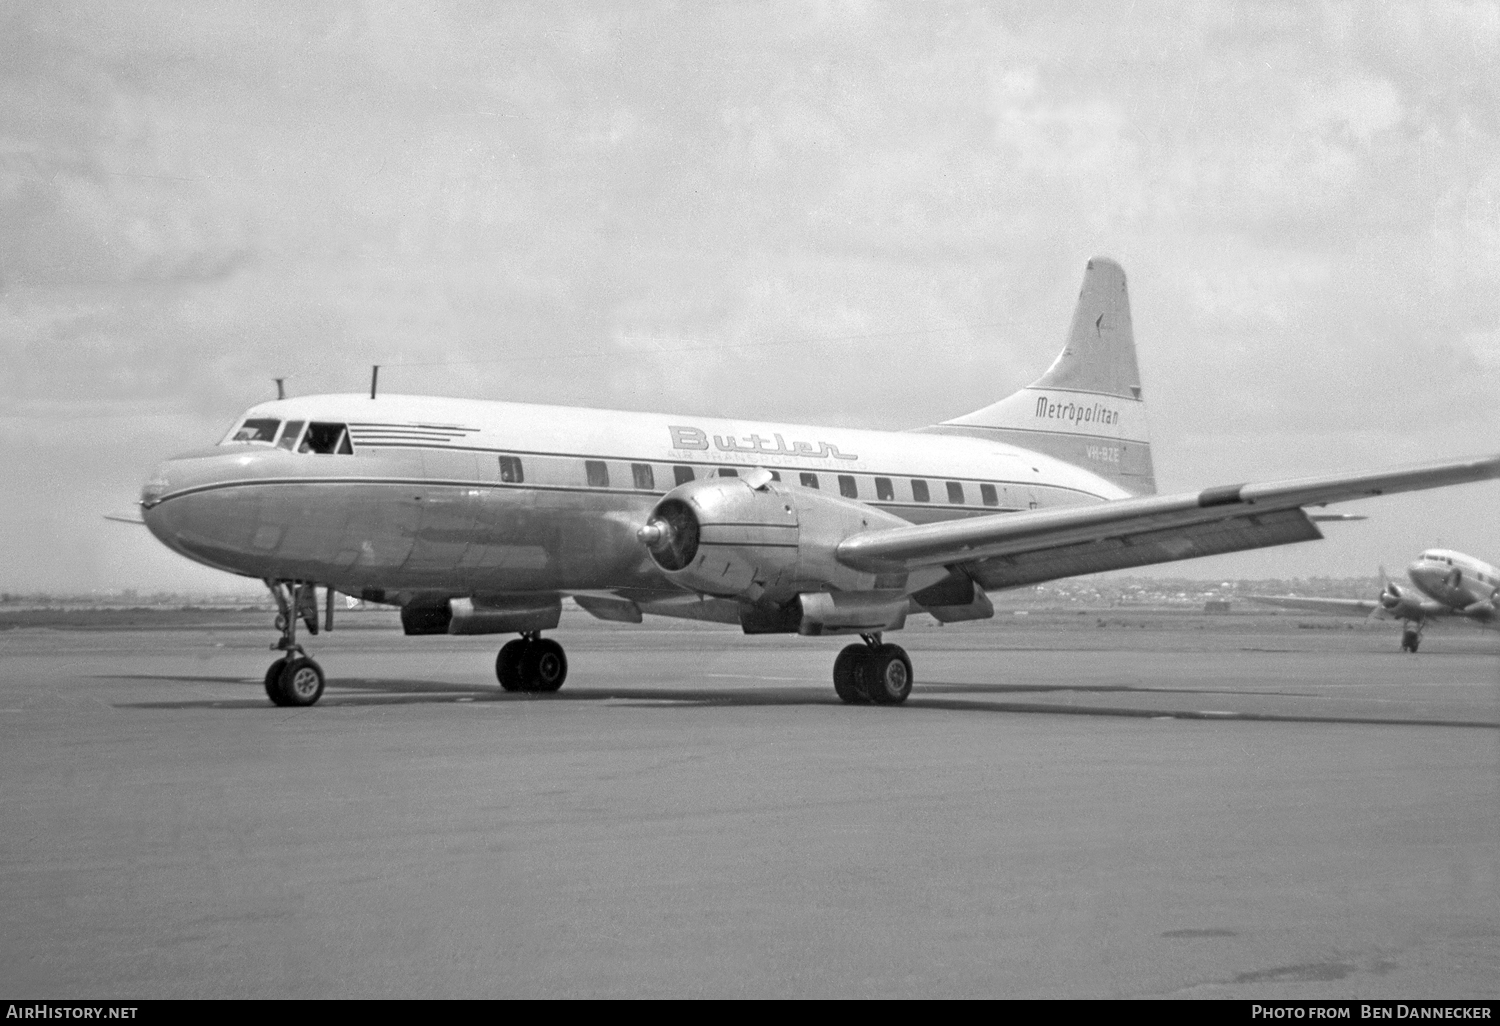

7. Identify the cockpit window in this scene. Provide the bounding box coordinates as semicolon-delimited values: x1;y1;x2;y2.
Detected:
300;422;354;455
277;421;306;450
232;418;281;443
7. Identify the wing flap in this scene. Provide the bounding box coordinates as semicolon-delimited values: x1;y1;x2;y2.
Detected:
965;508;1321;591
836;453;1499;575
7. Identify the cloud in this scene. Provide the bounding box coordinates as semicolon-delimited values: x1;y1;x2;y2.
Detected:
0;1;1496;588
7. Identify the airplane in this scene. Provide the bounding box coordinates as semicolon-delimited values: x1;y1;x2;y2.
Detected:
134;257;1500;707
1250;549;1499;652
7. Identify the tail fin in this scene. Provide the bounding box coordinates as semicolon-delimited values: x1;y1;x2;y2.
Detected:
924;256;1156;495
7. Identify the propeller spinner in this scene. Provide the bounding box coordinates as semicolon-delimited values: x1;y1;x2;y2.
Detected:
638;499;700;571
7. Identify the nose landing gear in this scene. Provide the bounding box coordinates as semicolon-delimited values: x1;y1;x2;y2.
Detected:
264;580;327;706
833;633;913;705
496;632;569;692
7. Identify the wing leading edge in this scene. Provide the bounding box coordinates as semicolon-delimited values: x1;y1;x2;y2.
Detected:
835;453;1500;590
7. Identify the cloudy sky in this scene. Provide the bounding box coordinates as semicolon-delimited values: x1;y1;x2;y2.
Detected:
2;0;1497;595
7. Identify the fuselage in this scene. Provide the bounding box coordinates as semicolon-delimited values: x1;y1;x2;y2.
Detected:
1405;549;1500;613
142;393;1126;601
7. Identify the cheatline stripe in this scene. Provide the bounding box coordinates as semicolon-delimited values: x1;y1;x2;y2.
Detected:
150;477;665;504
145;477;1061;517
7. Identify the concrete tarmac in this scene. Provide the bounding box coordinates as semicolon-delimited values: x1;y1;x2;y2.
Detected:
1;610;1496;998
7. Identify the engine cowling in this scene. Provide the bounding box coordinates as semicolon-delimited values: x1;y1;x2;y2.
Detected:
637;474;921;604
1379;582;1427;622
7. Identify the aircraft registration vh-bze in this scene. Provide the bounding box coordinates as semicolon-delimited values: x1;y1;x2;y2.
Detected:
136;258;1500;707
1251;549;1500;652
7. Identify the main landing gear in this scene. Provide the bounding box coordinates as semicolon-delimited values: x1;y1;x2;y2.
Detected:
1400;624;1423;653
496;632;569;693
264;580;326;707
833;634;913;705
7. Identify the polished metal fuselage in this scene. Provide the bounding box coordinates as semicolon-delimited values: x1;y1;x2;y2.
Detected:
142;393;1123;603
1405;550;1500;621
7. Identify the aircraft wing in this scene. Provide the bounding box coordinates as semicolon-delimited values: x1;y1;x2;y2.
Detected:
1246;595;1381;616
837;453;1500;591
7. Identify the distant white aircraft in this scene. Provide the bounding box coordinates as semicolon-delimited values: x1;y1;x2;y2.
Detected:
1250;549;1499;652
133;257;1500;706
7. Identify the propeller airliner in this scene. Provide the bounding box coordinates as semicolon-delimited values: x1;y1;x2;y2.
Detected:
135;258;1500;706
1251;549;1499;652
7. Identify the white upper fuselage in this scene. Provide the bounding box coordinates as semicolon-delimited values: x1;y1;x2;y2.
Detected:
221;393;1128;500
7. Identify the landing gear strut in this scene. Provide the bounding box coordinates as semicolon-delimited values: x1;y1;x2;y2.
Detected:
263;580;326;707
833;633;913;705
1400;624;1423;653
496;632;568;693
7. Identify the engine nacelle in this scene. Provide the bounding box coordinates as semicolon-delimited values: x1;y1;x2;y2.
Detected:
1379;582;1427;622
638;474;918;603
796;591;909;635
401;595;562;636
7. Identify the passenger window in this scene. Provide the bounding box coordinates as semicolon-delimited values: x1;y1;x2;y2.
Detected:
946;482;965;504
585;460;610;487
632;463;655;490
719;468;739;478
233;418;280;443
498;456;524;483
800;473;819;489
276;421;305;450
838;475;858;498
300;422;352;455
875;477;894;501
981;483;998;507
673;466;695;486
911;479;930;503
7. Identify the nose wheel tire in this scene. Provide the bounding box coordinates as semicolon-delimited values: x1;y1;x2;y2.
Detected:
267;656;325;707
1401;629;1420;653
833;643;912;705
496;637;568;693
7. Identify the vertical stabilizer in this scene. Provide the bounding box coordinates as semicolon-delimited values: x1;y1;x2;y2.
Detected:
924;256;1156;495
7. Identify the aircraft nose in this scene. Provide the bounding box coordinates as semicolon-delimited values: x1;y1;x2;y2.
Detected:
139;463;173;513
139;455;196;550
1407;564;1438;591
138;447;261;562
